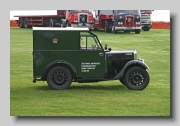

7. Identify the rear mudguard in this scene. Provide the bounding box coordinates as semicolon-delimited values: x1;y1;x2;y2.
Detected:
113;59;150;80
43;60;77;80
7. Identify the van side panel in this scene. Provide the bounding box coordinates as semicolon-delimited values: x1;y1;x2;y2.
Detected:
33;30;79;77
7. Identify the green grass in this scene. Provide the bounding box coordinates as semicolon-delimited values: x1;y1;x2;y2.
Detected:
10;28;170;116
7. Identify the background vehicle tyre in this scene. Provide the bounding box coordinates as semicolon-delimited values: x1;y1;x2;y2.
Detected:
49;18;54;27
135;29;140;34
47;66;72;90
18;18;24;28
112;25;117;34
24;18;31;28
66;21;71;27
104;21;109;32
143;28;150;31
124;66;150;90
61;21;66;27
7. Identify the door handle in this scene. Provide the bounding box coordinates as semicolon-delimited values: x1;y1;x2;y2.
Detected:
99;52;104;56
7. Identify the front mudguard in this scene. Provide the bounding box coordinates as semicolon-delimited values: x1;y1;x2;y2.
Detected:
113;59;150;80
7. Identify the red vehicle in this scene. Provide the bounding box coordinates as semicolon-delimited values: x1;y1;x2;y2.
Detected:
93;10;114;32
93;10;142;34
14;10;94;29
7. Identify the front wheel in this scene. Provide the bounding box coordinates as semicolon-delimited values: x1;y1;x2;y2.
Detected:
47;66;72;90
124;66;150;90
135;29;140;34
143;28;150;31
119;78;125;85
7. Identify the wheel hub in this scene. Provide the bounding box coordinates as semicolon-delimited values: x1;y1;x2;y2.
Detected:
130;72;144;86
53;71;66;85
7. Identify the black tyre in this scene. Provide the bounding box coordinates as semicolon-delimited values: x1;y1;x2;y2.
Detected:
119;78;125;85
135;29;140;34
124;66;150;90
49;18;54;27
24;18;31;28
18;18;24;28
66;21;71;27
104;25;108;32
47;66;72;90
112;25;117;34
143;28;150;31
61;21;66;27
104;21;109;32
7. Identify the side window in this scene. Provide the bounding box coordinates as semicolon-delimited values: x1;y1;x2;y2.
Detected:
80;32;102;50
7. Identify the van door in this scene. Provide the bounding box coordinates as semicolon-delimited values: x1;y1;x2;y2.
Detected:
78;33;105;78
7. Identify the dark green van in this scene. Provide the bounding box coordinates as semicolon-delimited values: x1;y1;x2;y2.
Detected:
32;27;150;90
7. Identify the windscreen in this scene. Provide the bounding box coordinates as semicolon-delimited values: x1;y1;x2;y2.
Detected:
116;10;140;15
69;10;89;13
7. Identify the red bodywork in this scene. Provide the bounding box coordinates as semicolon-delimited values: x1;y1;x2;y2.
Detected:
94;14;113;28
125;16;134;26
65;10;94;25
115;15;141;27
14;10;94;27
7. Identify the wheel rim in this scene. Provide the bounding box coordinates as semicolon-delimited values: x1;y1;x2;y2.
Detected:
129;71;144;86
51;70;68;86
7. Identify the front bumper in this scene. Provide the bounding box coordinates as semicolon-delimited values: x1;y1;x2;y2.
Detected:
115;26;142;30
71;23;94;29
142;24;152;28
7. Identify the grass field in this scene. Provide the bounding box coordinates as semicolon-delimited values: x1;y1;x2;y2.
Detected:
10;28;170;116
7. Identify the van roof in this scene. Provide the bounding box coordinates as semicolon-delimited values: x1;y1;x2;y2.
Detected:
33;27;89;31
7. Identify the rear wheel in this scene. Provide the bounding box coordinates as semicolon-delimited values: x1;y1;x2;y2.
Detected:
49;18;54;27
124;66;150;90
18;18;24;28
47;66;72;90
24;18;31;28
